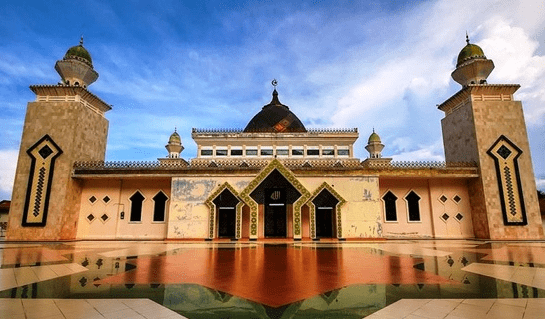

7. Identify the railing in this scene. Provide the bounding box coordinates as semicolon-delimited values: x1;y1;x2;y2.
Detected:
365;161;477;169
74;159;476;172
192;128;358;134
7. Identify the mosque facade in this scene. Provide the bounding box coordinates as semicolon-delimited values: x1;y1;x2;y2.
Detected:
6;37;544;241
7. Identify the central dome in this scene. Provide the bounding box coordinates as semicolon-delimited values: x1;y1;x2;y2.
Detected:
243;89;307;133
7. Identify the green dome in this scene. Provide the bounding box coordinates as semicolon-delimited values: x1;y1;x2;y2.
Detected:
169;131;181;144
368;131;381;144
64;44;93;66
456;43;485;67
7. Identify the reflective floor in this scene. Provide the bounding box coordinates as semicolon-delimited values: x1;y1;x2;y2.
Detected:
1;240;545;318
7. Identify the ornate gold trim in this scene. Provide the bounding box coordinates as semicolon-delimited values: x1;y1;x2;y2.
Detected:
307;182;347;239
239;159;310;239
204;182;243;239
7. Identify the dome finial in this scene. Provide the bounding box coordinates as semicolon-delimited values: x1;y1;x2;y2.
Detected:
466;31;470;44
80;35;84;46
272;79;278;89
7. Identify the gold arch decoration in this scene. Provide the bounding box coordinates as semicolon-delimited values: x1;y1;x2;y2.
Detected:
239;159;310;239
204;182;245;239
307;182;347;239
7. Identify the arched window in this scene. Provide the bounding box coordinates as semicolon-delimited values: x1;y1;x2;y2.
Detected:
382;191;398;222
405;191;421;222
153;191;168;222
129;191;145;222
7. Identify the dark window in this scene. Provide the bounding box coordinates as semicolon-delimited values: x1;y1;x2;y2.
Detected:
292;149;304;156
383;191;398;222
231;149;243;156
277;149;289;156
129;191;145;222
216;149;228;156
153;191;168;222
201;149;213;156
246;149;258;156
307;149;319;156
338;149;350;156
261;149;273;156
406;191;421;222
322;149;335;156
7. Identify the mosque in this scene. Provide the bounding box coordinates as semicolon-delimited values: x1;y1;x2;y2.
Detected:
6;36;544;241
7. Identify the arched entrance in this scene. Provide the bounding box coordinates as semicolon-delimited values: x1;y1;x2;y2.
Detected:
240;159;310;240
308;182;346;240
312;189;339;238
249;169;301;238
205;182;244;240
214;189;239;238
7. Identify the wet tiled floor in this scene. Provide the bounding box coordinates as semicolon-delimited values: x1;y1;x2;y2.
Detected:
0;240;544;318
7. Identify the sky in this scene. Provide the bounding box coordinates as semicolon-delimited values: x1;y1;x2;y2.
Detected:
1;0;544;200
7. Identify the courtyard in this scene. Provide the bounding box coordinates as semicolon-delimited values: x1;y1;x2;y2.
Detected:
0;239;545;318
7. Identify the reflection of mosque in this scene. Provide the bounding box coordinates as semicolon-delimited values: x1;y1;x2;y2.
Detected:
2;244;542;318
6;35;544;241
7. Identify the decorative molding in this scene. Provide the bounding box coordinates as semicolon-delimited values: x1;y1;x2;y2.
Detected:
307;182;346;239
204;182;243;239
239;159;310;239
22;135;63;227
487;135;527;226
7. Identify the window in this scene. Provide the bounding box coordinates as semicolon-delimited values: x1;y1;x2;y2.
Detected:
129;191;145;222
153;191;168;222
201;149;213;156
405;191;421;222
307;149;319;156
383;191;398;222
322;149;335;156
216;149;228;156
261;149;273;156
292;149;304;156
231;149;243;156
338;149;350;156
246;149;257;156
276;149;289;156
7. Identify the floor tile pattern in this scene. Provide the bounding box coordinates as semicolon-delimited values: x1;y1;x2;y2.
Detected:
366;298;545;319
0;298;187;319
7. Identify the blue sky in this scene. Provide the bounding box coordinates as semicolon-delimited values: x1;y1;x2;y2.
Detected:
1;0;545;200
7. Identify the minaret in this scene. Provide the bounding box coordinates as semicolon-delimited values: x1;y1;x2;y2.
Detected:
54;36;99;88
362;129;391;167
438;34;543;240
166;128;184;158
7;39;111;240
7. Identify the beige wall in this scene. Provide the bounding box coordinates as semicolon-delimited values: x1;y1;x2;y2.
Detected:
379;178;474;239
8;100;108;241
77;178;171;240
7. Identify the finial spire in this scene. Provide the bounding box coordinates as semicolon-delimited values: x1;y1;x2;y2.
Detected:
272;79;278;89
466;31;470;44
174;126;177;133
373;127;375;133
80;35;84;46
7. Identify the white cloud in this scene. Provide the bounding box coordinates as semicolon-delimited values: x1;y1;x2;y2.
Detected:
0;150;18;199
390;140;445;162
537;178;545;192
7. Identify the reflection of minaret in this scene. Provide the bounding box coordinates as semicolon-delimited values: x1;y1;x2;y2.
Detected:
7;39;111;240
438;34;543;239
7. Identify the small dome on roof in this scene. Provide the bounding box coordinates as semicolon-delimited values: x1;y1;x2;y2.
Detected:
243;89;307;133
368;130;381;144
168;129;181;145
64;37;93;66
456;35;486;67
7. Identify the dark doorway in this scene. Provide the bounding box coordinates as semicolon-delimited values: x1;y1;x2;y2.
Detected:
213;189;239;238
313;189;339;238
265;188;287;237
250;169;301;238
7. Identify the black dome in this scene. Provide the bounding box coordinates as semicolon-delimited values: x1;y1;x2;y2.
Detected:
243;90;307;133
